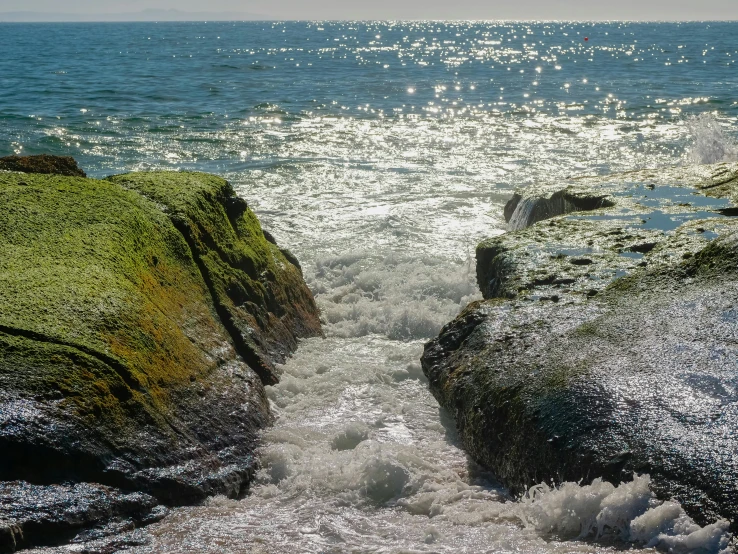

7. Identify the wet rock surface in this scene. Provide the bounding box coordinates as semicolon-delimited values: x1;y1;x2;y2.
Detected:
423;163;738;531
0;482;164;553
0;155;86;178
480;163;738;302
0;168;320;551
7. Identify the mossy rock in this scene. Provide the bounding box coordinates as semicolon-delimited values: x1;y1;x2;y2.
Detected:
107;172;321;385
0;170;320;550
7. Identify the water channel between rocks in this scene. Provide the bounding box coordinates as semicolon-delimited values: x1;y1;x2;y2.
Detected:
29;164;733;554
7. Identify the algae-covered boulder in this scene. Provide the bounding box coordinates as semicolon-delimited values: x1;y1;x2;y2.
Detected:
0;170;320;551
423;164;738;532
0;155;86;177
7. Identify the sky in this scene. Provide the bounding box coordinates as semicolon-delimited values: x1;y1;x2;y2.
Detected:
1;0;737;21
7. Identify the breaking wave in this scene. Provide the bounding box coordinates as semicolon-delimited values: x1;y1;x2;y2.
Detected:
310;250;479;340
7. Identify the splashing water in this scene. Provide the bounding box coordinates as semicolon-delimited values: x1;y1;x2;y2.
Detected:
685;113;738;165
518;475;732;553
312;250;479;340
507;195;580;231
507;196;542;231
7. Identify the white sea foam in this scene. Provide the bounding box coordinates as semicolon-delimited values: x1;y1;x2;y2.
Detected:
115;332;733;553
311;250;479;340
685;113;738;165
518;475;732;553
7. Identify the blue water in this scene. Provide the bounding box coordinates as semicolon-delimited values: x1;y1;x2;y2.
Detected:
1;21;737;175
4;21;737;554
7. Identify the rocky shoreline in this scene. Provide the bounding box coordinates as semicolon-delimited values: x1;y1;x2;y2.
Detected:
3;154;736;551
0;156;321;552
422;162;738;535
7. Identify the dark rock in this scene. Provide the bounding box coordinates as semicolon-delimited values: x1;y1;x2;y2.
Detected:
0;482;162;553
0;155;86;178
423;163;738;532
505;189;614;230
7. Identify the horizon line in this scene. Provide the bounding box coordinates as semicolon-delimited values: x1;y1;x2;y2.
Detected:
1;13;738;23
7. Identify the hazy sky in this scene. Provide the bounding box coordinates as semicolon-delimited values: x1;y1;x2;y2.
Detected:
1;0;738;21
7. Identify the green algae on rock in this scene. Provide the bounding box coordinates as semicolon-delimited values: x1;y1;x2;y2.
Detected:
0;170;320;551
107;172;322;386
423;163;738;532
480;162;738;302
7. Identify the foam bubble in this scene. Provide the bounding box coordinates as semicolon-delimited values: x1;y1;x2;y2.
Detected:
331;422;371;451
630;502;732;552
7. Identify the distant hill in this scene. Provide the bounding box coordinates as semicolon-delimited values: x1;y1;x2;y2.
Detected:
0;9;270;22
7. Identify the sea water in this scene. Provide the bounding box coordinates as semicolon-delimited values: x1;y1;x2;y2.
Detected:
1;20;736;553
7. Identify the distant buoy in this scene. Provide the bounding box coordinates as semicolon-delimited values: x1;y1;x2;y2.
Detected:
584;37;589;41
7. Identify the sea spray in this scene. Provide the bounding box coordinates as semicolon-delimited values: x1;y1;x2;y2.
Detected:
685;113;738;165
517;475;732;553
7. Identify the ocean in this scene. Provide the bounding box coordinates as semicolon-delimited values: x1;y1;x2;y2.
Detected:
2;20;736;553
